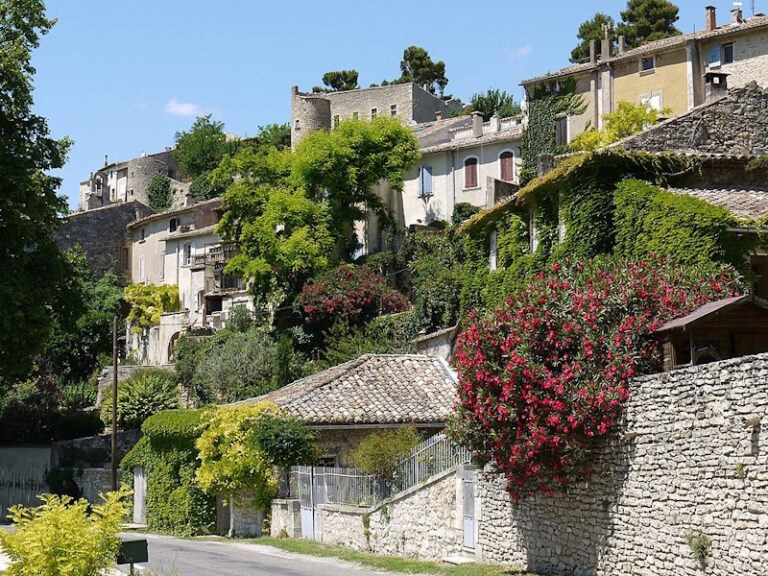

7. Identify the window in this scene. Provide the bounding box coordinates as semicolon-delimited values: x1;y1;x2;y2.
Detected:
499;151;515;182
333;115;340;129
708;45;721;68
370;108;377;119
464;157;478;189
117;246;129;272
723;43;734;65
489;230;498;271
196;290;204;312
418;165;432;197
294;119;301;130
640;56;655;73
184;242;192;266
139;255;145;282
641;92;663;112
169;218;178;233
390;104;398;117
140;228;145;241
182;291;188;310
555;117;568;147
159;243;165;280
353;111;359;120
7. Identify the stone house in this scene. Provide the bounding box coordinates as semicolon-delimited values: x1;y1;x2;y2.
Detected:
399;112;523;230
78;148;187;212
126;198;251;365
521;5;768;142
290;82;463;149
235;354;458;466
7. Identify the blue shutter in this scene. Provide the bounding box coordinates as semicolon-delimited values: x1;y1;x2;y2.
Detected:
418;166;423;196
423;165;432;195
709;45;721;67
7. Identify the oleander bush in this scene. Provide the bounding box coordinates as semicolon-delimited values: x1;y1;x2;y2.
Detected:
449;256;740;498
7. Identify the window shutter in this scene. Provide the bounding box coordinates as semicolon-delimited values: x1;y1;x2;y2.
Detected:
418;166;423;196
423;165;432;195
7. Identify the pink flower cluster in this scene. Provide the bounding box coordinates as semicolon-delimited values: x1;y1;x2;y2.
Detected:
450;257;739;499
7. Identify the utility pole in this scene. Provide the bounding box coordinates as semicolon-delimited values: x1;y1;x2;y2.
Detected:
111;315;118;492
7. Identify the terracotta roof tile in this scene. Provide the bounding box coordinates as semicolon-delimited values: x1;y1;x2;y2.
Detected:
669;186;768;220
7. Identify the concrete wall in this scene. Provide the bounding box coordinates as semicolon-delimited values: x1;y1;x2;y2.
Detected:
477;352;768;576
313;468;464;560
613;47;690;116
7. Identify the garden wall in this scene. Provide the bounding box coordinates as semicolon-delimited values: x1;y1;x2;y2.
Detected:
313;467;464;560
477;353;768;576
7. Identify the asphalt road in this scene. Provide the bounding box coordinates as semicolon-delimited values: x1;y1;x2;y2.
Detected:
116;532;395;576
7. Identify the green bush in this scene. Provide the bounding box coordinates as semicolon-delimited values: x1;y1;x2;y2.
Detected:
451;202;480;226
0;377;59;445
121;410;214;536
350;426;421;479
0;490;129;576
146;173;173;211
101;368;179;430
58;377;98;412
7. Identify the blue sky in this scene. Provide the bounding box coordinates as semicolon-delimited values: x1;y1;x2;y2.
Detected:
32;0;758;209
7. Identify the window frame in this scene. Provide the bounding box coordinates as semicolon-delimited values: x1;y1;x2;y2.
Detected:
722;43;734;65
498;149;516;183
390;104;398;117
639;55;656;75
183;242;192;267
370;108;378;119
418;165;433;197
463;156;479;190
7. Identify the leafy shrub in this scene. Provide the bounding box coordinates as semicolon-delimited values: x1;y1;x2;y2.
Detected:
121;410;214;536
452;202;480;226
191;328;278;403
0;376;59;445
450;256;740;498
686;529;711;568
350;426;421;479
0;490;129;576
147;173;173;211
196;402;316;509
58;377;98;412
297;265;409;334
188;171;223;201
124;284;180;334
101;368;179;429
55;411;105;440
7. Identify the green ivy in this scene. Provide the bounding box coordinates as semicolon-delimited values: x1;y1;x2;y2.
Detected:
121;410;214;536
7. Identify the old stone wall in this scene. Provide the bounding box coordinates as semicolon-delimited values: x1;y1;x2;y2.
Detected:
55;201;153;279
270;498;302;538
314;468;463;560
126;151;181;206
74;468;120;504
477;353;768;576
228;489;265;537
700;29;768;91
52;429;142;469
622;82;768;155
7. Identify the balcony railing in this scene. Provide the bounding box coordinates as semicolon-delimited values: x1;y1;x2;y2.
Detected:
193;243;240;266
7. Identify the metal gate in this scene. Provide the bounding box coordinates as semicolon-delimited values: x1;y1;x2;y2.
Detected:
462;466;476;549
133;467;147;525
294;466;314;539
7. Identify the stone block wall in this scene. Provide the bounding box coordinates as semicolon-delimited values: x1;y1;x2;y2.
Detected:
477;353;768;576
314;468;463;560
701;30;768;91
270;498;302;538
75;468;120;504
623;82;768;155
228;489;265;537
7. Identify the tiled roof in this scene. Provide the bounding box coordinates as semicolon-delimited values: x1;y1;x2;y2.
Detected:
411;116;472;148
522;16;768;85
165;223;218;240
235;354;458;426
127;197;222;229
421;127;524;154
669;186;768;221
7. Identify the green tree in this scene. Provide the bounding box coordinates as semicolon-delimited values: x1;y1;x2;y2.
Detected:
0;0;80;384
174;115;227;179
146;173;173;211
292;116;420;256
469;89;521;121
397;46;448;96
569;100;670;151
617;0;681;50
100;368;178;429
570;13;615;63
313;70;359;92
251;123;291;151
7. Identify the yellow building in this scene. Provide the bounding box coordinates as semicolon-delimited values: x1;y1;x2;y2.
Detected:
521;5;768;143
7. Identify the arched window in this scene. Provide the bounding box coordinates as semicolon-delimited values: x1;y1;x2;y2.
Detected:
464;157;478;189
294;119;301;130
499;151;515;182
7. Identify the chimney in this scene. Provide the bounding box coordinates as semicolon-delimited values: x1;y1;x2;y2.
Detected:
589;39;597;63
490;113;500;132
435;110;442;121
706;6;717;31
704;71;729;102
618;35;626;55
731;6;743;24
601;37;611;61
471;111;483;138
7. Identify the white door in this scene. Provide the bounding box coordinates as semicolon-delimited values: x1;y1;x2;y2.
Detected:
462;467;476;549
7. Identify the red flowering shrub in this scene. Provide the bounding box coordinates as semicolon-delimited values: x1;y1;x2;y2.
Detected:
449;256;740;498
298;265;409;331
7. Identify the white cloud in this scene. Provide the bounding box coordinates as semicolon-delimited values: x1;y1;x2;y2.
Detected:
510;44;534;60
165;98;202;117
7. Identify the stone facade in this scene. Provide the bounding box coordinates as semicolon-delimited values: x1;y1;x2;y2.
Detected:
621;82;768;155
313;468;464;560
477;352;768;576
54;201;153;279
270;498;302;538
74;468;120;504
52;429;142;469
227;489;265;537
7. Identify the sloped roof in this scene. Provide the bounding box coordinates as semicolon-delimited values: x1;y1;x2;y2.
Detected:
655;296;749;332
669;186;768;221
235;354;458;426
522;15;768;85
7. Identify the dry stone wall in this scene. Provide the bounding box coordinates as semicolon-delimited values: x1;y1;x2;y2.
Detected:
313;468;464;560
478;353;768;576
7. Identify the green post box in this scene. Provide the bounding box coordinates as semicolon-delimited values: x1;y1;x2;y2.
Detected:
116;538;148;575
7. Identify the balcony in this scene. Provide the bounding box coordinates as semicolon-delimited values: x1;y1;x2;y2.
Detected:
193;243;240;266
